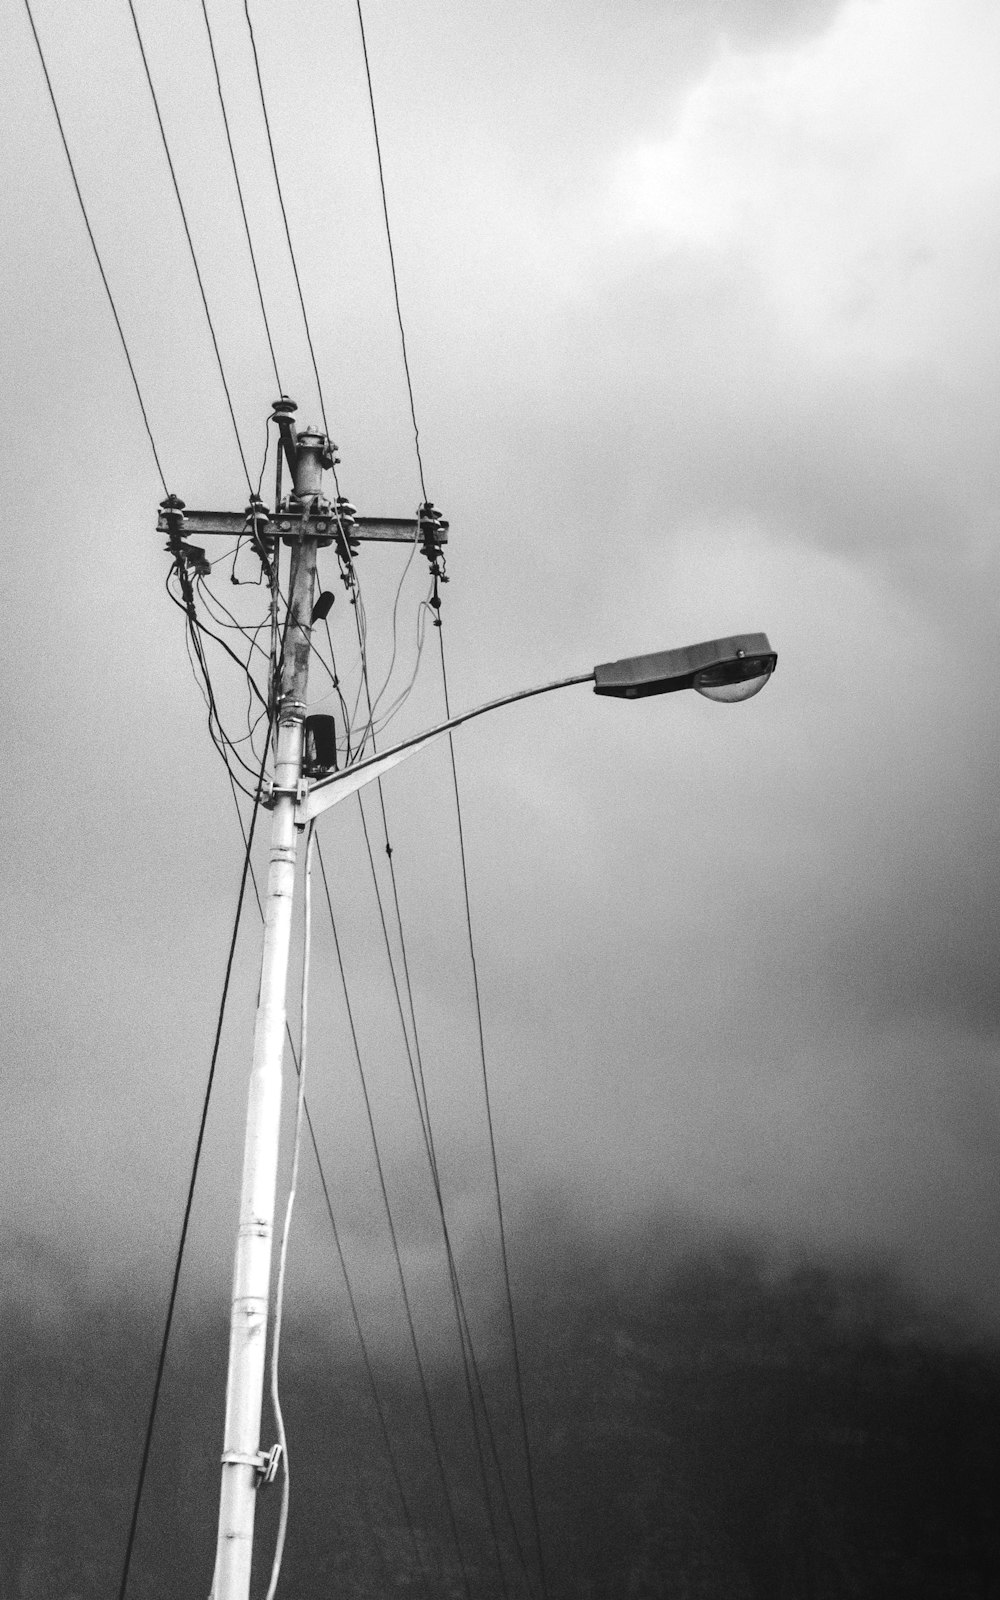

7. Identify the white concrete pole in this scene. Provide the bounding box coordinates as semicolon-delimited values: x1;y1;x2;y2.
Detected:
210;429;326;1600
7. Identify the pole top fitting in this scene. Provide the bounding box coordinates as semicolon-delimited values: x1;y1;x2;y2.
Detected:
271;394;297;421
296;425;338;473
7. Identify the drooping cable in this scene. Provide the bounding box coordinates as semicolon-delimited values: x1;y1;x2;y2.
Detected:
125;0;253;490
352;0;428;501
115;726;271;1600
346;625;530;1590
298;1103;434;1598
166;571;266;796
315;839;474;1600
243;0;331;438
20;0;169;495
197;0;283;394
353;786;531;1595
435;626;550;1600
265;821;315;1600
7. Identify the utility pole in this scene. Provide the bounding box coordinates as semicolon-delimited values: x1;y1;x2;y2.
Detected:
210;409;324;1600
158;398;448;1600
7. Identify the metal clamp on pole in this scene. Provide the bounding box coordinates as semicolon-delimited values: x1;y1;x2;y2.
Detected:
220;1445;283;1488
265;780;309;809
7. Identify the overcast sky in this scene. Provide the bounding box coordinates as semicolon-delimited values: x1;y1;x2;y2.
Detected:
1;0;998;1340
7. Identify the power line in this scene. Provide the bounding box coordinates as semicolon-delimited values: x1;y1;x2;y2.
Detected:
197;0;284;394
353;0;428;502
436;625;551;1600
315;839;475;1600
354;783;535;1595
116;732;271;1600
347;642;533;1590
298;1105;433;1598
243;0;332;438
20;0;169;495
124;0;253;490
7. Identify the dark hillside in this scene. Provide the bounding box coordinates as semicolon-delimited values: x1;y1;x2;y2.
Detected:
2;1220;998;1598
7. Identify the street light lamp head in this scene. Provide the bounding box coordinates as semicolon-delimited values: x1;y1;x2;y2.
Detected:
593;633;777;701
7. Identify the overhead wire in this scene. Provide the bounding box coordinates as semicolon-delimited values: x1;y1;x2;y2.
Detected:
346;632;533;1590
352;0;428;501
243;0;331;438
350;535;425;753
197;0;283;394
331;33;552;1537
114;0;485;1574
352;782;533;1596
436;626;550;1600
124;0;253;491
315;839;475;1600
20;0;169;495
126;0;545;1579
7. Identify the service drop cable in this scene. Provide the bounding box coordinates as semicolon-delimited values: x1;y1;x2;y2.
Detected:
266;820;316;1600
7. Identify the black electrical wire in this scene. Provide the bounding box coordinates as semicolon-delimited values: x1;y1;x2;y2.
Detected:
353;0;428;502
315;840;474;1600
116;727;271;1600
321;610;354;760
190;627;263;793
125;0;253;490
197;0;283;394
299;1101;434;1599
436;625;550;1600
243;0;332;439
172;567;269;710
20;0;169;495
318;40;526;1531
346;619;532;1589
353;784;533;1595
195;577;271;660
167;571;265;795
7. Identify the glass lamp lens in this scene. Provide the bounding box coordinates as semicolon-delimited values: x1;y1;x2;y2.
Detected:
693;655;773;703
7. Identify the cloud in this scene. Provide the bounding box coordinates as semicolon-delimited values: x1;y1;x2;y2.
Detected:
2;0;998;1338
611;0;1000;371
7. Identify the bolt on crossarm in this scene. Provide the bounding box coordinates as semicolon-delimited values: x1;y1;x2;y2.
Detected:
209;417;329;1600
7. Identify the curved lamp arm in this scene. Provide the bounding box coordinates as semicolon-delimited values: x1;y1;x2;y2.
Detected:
297;669;594;823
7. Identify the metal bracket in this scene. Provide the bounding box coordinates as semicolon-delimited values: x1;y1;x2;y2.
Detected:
155;507;447;546
221;1444;283;1487
266;780;308;809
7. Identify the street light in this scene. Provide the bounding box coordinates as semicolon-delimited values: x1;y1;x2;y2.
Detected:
592;632;777;703
299;630;778;822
